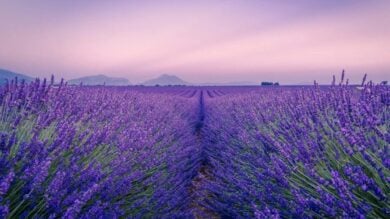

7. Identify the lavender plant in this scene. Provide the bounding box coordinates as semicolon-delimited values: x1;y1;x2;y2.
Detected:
0;74;388;218
201;75;389;218
0;78;200;218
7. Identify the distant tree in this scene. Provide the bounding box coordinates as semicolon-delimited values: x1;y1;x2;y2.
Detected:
274;82;280;86
381;81;388;85
261;82;274;86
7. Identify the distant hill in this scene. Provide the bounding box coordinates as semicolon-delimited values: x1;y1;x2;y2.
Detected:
67;74;130;86
142;74;190;86
0;68;34;85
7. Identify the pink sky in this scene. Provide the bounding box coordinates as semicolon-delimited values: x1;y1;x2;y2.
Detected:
0;0;389;84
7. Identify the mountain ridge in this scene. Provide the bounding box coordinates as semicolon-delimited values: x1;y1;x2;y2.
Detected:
1;68;269;86
142;74;190;86
0;68;35;85
67;74;130;86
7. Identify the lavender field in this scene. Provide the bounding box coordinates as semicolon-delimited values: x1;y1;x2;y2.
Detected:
0;75;389;218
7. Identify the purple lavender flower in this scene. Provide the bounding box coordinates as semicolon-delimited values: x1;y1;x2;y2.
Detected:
0;171;15;196
63;183;100;218
0;204;9;218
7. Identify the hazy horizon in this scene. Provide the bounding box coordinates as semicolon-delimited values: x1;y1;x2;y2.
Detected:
0;0;389;84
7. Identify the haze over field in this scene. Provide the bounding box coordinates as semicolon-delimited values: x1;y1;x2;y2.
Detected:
0;0;389;84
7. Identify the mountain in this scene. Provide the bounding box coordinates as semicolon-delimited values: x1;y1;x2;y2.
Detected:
67;74;130;86
0;68;34;85
142;74;190;86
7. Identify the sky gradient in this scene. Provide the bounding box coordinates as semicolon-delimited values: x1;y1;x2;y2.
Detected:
0;0;389;84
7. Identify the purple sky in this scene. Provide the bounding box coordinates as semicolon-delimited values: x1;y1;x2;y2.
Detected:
0;0;389;84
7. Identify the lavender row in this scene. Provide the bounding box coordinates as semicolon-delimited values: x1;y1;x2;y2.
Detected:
201;76;389;218
0;79;201;218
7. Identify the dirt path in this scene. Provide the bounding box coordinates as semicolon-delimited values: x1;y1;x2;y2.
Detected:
189;90;219;218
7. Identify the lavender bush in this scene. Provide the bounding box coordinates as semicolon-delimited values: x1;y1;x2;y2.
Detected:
0;74;388;218
0;78;201;218
201;75;389;218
